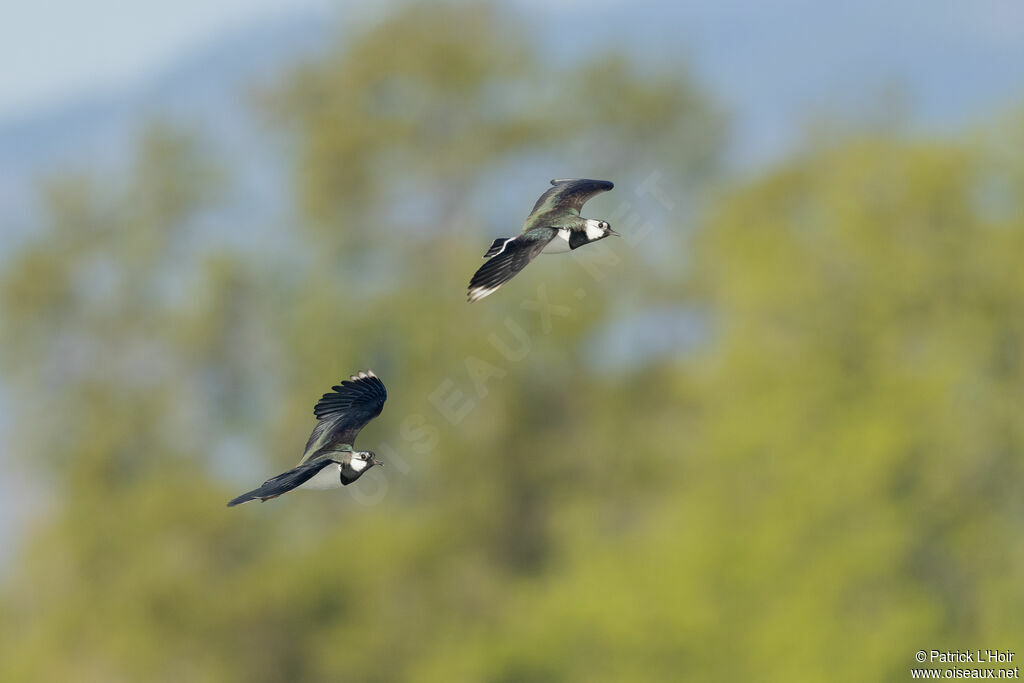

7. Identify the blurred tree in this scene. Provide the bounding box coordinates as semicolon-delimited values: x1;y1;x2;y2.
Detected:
411;135;1024;682
268;2;722;261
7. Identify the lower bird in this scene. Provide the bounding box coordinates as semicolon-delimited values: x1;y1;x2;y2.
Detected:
467;178;617;303
227;370;387;506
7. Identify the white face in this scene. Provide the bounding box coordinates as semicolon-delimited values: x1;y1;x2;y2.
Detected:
585;219;607;241
349;456;369;473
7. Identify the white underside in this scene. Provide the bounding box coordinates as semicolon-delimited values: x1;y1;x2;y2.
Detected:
542;229;572;254
298;463;343;490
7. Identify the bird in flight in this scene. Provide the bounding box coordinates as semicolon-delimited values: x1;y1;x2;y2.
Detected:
467;178;617;303
227;371;387;506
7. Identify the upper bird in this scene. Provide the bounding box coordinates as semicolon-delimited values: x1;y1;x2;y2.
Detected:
467;178;617;303
227;370;387;507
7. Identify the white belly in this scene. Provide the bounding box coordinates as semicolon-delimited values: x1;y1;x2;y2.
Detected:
298;463;343;491
542;229;571;254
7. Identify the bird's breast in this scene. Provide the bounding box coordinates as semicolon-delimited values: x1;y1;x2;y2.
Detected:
298;463;343;491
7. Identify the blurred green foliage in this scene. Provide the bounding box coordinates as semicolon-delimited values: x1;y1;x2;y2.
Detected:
1;3;1022;682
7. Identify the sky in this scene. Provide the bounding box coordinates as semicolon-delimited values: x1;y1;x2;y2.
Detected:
5;0;1024;126
0;0;333;120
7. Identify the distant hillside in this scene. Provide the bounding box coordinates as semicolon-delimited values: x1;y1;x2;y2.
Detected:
0;12;331;247
3;1;1024;251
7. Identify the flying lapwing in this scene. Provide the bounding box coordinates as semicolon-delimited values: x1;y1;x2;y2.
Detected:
227;371;387;506
467;178;617;303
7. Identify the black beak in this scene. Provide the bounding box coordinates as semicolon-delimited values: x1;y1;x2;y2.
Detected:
607;228;620;237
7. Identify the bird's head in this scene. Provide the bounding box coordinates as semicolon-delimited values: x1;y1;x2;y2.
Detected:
585;219;620;241
340;450;383;485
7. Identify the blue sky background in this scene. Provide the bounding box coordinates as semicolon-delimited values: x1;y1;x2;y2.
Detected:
0;0;333;118
4;0;1024;164
2;1;1022;119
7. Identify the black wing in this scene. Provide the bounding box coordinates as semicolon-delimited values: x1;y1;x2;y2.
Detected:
529;178;614;217
301;371;387;461
226;459;336;507
467;231;555;302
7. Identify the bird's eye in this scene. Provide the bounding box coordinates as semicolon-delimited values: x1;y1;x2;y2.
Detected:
600;222;608;229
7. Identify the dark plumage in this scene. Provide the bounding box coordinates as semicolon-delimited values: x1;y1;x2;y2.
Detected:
467;178;616;302
305;371;387;459
529;178;614;215
227;370;387;506
225;459;340;507
467;228;554;301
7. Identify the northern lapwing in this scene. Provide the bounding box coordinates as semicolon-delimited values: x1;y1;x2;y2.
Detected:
227;371;387;506
467;178;617;303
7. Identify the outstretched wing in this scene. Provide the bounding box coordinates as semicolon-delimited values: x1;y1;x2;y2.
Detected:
527;178;614;220
301;371;387;462
467;230;555;302
226;459;336;507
